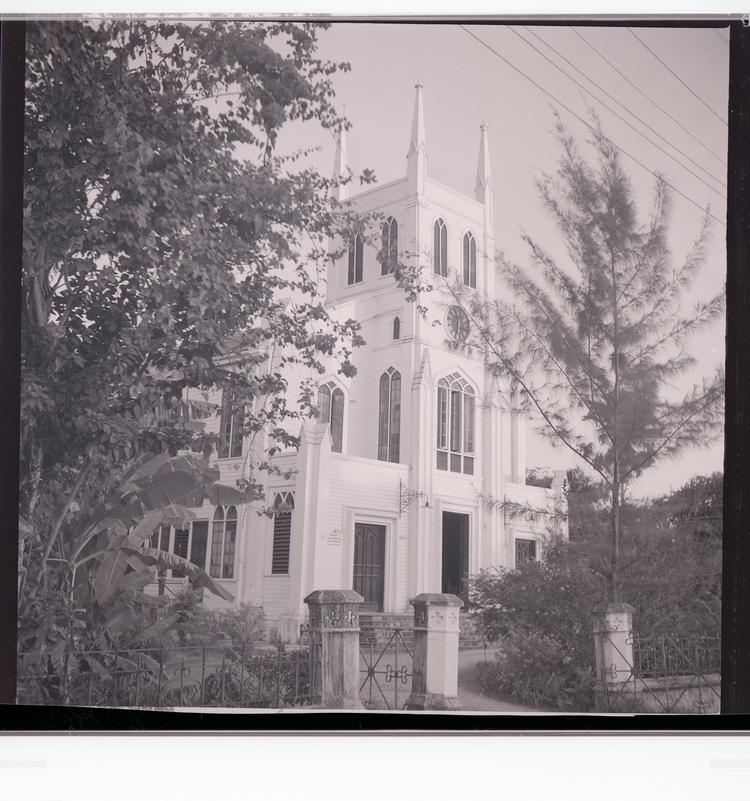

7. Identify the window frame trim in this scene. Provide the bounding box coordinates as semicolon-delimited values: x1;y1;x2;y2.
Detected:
267;490;295;576
347;232;364;285
433;218;448;277
377;367;402;463
435;371;477;475
218;389;245;459
381;216;399;276
317;378;347;453
462;230;477;288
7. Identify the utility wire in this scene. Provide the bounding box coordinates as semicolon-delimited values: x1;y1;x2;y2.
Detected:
510;26;725;198
627;28;727;125
459;25;725;228
571;27;727;168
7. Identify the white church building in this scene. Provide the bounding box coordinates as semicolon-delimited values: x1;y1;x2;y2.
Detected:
160;86;566;641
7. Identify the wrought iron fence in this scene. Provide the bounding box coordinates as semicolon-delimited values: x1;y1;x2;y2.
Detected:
359;625;414;710
600;632;721;713
633;633;721;679
17;639;320;709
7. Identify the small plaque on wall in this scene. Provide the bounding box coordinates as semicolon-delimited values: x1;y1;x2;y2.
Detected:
325;529;343;546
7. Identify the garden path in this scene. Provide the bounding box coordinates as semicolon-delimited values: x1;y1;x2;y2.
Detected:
456;648;537;714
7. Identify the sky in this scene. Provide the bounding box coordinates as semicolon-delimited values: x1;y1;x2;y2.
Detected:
276;22;729;498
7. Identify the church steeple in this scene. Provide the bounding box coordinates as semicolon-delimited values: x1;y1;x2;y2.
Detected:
333;124;349;202
475;122;494;232
407;83;427;195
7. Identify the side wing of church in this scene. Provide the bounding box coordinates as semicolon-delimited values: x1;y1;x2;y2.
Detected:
155;86;567;641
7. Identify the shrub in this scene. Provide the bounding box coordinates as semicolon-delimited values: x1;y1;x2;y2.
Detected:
476;628;596;711
470;542;605;666
469;538;605;711
179;603;265;646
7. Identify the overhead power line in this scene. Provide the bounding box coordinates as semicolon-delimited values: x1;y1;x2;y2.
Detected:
571;27;727;168
627;28;727;125
458;25;725;228
509;26;725;198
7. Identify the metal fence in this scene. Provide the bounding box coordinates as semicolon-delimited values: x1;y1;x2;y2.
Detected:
359;625;414;710
600;632;721;713
634;633;721;679
17;639;319;709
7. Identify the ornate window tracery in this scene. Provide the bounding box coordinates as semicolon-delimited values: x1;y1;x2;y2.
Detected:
436;372;475;474
378;367;402;463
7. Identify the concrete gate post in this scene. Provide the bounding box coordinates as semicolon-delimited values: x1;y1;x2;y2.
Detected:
304;589;363;709
593;602;636;708
405;593;463;710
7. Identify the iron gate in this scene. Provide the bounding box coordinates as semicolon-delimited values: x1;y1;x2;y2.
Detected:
359;626;414;710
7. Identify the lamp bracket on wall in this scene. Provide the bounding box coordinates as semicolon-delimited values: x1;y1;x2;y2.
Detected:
398;478;430;518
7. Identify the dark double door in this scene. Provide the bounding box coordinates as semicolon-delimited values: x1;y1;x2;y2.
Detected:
353;523;386;612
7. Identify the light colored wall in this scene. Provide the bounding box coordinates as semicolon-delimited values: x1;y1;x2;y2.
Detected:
178;136;566;633
324;453;411;612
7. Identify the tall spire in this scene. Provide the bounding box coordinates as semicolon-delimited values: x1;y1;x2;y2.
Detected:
475;121;494;227
407;83;427;195
333;124;349;201
475;121;493;200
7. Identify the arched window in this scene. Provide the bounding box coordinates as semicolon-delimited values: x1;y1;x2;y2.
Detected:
381;216;398;275
271;492;294;575
317;381;344;453
148;519;210;591
210;505;237;579
462;232;477;288
378;368;401;463
433;218;448;276
218;389;244;458
347;233;364;284
393;316;401;340
436;373;475;475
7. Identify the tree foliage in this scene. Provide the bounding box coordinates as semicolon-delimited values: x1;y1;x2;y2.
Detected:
471;471;721;710
451;117;724;601
20;21;372;660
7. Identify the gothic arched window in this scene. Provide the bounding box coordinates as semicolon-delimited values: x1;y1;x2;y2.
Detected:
393;316;401;340
462;232;477;288
209;505;237;579
381;217;398;275
378;368;402;463
347;233;364;284
218;389;244;458
271;492;294;575
436;373;475;475
317;381;344;453
433;219;448;276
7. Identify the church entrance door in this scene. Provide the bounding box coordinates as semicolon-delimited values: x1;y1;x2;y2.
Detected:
441;512;469;601
353;523;386;612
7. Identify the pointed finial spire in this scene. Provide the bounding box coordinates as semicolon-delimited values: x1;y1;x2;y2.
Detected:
333;124;349;201
407;83;427;194
408;83;427;158
475;121;493;199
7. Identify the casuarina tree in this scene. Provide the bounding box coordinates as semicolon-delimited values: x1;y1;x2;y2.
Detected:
451;117;724;603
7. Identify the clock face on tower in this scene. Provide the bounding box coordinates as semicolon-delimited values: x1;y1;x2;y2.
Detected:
446;305;470;343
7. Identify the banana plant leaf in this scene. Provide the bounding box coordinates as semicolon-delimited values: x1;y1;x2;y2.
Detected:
204;483;250;507
135;614;180;644
78;653;112;681
104;607;140;638
129;547;234;603
94;534;131;605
